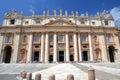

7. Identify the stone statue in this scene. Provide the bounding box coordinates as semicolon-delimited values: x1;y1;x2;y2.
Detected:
60;9;62;16
76;11;78;17
43;11;46;16
32;10;35;16
54;10;56;16
65;10;68;17
47;10;49;16
86;11;88;17
71;11;74;17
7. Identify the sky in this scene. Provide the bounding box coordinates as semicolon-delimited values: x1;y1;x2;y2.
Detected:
0;0;120;26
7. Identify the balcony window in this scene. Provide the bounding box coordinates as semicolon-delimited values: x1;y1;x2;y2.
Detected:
58;34;64;42
35;34;40;42
7;35;12;43
69;35;73;42
50;36;53;42
108;35;112;42
82;35;87;42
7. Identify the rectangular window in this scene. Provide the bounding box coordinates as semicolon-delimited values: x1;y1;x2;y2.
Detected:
104;21;108;25
50;36;53;42
35;21;40;24
108;35;112;42
25;21;29;24
69;35;73;42
92;22;95;25
34;34;40;42
82;35;86;42
10;19;15;25
58;34;64;42
7;35;12;43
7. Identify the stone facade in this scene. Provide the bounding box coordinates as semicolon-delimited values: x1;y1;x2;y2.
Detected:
0;9;120;63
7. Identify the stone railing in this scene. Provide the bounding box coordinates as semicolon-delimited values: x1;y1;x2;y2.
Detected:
19;66;95;80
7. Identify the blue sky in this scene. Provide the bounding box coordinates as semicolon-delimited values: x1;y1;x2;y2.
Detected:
0;0;120;26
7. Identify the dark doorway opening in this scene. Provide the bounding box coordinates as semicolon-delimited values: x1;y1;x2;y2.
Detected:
3;46;12;63
49;55;53;63
33;51;39;62
82;51;88;61
70;55;74;61
108;46;115;62
59;51;64;62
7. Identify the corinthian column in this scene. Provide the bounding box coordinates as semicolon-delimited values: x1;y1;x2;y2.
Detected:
114;34;120;61
78;33;82;62
40;32;45;62
74;32;78;62
45;32;49;63
27;32;33;63
100;34;108;62
88;33;94;61
13;33;20;63
53;32;57;62
66;32;69;62
0;34;4;62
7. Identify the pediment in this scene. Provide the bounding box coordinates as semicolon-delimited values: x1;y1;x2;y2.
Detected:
45;19;77;26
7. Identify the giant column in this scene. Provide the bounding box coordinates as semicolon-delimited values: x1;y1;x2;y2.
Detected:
78;32;82;62
53;32;57;62
13;33;20;63
114;34;120;61
74;32;78;62
45;32;49;63
66;32;69;62
100;34;108;62
27;32;33;63
0;34;4;62
40;32;45;62
88;33;94;61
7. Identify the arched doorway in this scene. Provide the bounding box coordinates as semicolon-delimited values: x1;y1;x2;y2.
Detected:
108;46;115;62
3;46;12;63
70;55;74;61
49;55;53;63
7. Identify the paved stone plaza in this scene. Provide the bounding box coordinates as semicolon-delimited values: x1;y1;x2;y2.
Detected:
0;63;120;80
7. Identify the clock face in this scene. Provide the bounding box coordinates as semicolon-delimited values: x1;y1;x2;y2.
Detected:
115;19;120;27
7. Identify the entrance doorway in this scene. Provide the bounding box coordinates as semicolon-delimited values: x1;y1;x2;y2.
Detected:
58;51;64;62
108;46;115;62
3;46;12;63
70;55;74;61
82;51;88;61
33;51;39;62
49;55;53;63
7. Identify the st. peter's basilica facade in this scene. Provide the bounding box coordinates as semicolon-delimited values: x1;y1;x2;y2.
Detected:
0;9;120;63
